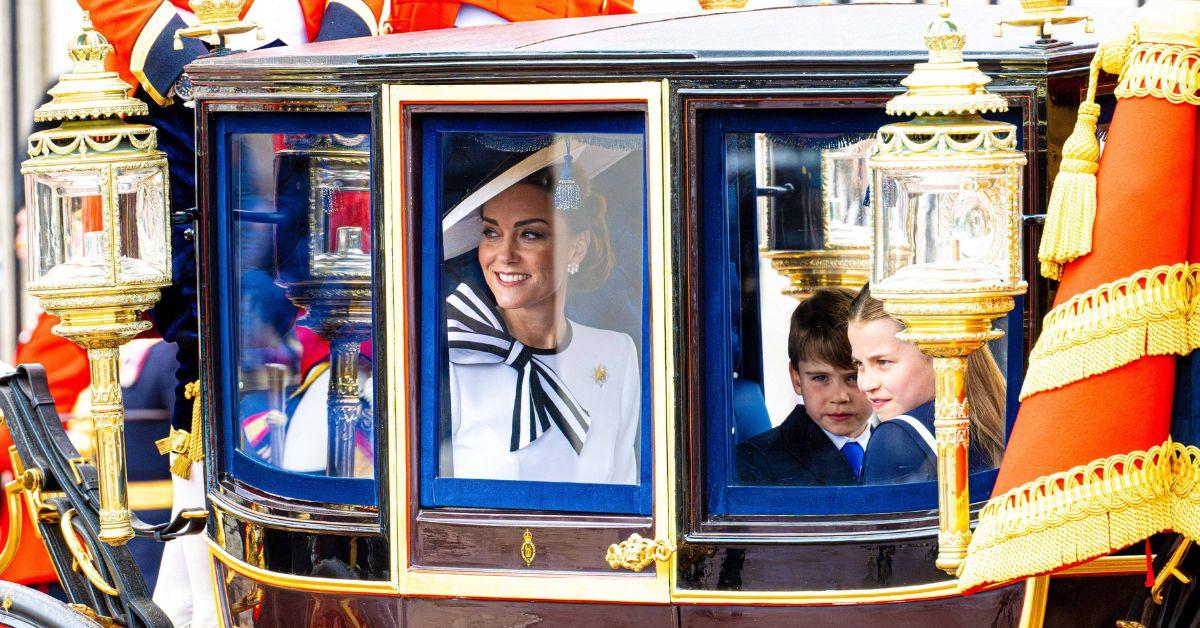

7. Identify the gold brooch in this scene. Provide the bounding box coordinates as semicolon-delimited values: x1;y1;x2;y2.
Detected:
592;364;607;387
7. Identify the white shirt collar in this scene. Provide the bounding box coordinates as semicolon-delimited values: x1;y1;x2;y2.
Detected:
820;413;880;451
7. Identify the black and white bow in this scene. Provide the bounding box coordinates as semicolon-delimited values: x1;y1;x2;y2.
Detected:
446;282;590;454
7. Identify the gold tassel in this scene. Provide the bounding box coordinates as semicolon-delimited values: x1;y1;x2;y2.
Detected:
155;380;205;480
1037;35;1132;280
1039;101;1101;280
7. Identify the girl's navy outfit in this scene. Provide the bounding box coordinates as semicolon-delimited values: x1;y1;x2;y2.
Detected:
861;401;993;485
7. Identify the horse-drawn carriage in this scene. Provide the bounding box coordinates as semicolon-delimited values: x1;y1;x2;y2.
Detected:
1;2;1182;625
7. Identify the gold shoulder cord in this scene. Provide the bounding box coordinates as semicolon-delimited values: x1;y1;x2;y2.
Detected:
155;380;205;479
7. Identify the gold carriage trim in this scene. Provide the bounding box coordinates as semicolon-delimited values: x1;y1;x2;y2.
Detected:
957;438;1200;591
1116;42;1200;106
1019;263;1200;400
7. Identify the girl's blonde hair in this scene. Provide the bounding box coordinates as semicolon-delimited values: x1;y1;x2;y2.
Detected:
848;285;1006;467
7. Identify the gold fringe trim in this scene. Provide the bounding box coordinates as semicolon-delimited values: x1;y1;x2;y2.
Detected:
958;439;1200;591
1019;263;1200;400
155;380;205;479
1116;42;1200;106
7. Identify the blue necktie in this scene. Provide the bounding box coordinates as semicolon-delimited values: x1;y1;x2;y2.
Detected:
842;441;864;479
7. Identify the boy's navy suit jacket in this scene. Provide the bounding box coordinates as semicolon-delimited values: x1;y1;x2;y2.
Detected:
735;405;859;486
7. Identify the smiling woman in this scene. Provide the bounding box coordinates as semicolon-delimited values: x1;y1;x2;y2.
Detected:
429;122;648;507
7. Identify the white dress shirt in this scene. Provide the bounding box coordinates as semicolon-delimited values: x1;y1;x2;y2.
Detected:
820;413;880;452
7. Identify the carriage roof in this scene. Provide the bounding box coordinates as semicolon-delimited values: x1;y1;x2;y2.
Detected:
187;4;1137;83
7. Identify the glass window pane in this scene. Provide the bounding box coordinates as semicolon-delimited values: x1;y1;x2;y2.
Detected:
438;130;645;487
228;131;375;483
701;108;1022;518
874;167;1013;292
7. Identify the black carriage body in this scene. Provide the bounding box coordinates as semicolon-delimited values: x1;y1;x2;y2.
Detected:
186;5;1142;626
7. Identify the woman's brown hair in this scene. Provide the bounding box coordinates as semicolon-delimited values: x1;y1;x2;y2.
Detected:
515;166;614;292
848;285;1006;467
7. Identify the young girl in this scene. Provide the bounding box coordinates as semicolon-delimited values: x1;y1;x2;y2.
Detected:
847;286;1005;485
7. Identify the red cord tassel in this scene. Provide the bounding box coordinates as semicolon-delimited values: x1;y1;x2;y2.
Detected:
1146;539;1155;587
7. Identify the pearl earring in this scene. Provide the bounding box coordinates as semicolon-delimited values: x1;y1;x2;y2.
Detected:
568;261;580;275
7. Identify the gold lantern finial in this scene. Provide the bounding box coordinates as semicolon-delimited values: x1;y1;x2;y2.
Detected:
66;13;110;70
994;0;1094;47
33;13;148;125
698;0;749;10
173;0;263;51
886;3;1007;119
189;0;245;24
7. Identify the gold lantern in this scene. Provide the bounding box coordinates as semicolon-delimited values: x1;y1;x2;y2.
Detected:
868;3;1027;575
275;137;372;478
21;14;172;545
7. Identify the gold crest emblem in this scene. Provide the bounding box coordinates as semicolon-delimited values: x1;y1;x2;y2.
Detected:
521;529;536;567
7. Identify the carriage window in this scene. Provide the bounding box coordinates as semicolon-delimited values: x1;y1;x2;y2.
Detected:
217;113;376;507
701;108;1022;517
418;113;651;514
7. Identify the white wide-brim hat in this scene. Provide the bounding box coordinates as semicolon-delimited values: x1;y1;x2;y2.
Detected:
441;139;635;260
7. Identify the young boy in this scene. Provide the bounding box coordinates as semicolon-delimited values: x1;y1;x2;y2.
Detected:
736;288;876;485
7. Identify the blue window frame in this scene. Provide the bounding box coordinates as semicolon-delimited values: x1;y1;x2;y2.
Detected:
416;111;654;515
213;112;378;507
701;107;1025;516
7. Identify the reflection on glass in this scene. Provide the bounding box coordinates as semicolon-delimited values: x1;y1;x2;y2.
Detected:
874;168;1013;292
821;138;874;249
440;132;644;485
719;130;1006;487
26;171;108;284
230;132;375;481
116;167;169;281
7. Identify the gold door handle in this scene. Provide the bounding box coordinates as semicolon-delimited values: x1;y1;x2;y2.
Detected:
605;533;675;572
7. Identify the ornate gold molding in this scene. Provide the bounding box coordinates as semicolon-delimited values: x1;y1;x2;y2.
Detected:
605;533;674;573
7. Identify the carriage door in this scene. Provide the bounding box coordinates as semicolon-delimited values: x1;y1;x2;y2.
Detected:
383;82;674;608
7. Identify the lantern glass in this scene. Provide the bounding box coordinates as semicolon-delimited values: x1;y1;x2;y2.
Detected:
310;156;371;278
115;166;169;283
872;164;1019;292
25;169;108;286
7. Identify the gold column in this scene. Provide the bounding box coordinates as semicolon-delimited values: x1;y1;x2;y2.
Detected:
883;295;1012;574
932;355;971;573
86;346;133;545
